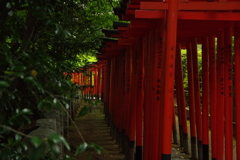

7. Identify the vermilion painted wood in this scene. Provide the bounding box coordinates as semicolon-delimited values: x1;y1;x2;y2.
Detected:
97;67;101;99
136;38;144;147
83;74;87;97
94;69;98;96
224;28;233;160
135;39;144;160
116;55;122;132
118;38;136;44
129;20;157;29
101;64;105;99
117;57;123;133
123;30;149;35
140;2;240;10
209;35;217;159
159;18;167;160
216;31;225;160
178;11;240;21
117;27;129;31
143;33;150;160
156;22;165;160
120;15;135;21
186;42;197;159
235;22;240;160
161;0;178;159
127;4;139;9
147;30;155;160
151;27;162;160
175;44;189;154
122;33;145;38
126;9;135;15
86;76;90;98
114;58;119;129
89;70;93;98
201;36;209;160
129;44;137;142
104;60;111;120
177;20;235;29
135;10;240;21
172;106;178;144
125;47;131;138
121;53;127;140
116;58;120;130
77;73;80;84
108;59;113;119
191;39;203;159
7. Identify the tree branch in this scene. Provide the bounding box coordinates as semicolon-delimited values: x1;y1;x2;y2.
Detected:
0;124;32;138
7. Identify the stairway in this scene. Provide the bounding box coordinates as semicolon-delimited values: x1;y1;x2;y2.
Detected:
66;100;190;160
66;103;125;160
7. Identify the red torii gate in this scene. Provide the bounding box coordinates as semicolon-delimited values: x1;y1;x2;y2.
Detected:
95;0;240;160
71;63;105;100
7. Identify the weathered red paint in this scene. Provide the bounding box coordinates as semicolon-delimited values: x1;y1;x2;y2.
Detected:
235;22;240;160
186;42;197;159
161;0;178;158
224;28;233;160
216;31;225;160
209;35;217;159
201;36;209;159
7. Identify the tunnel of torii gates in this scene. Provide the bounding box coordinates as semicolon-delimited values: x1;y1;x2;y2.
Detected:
71;0;240;160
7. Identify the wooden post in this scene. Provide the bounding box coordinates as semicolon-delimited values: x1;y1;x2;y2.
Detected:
191;38;203;160
187;42;197;159
135;38;144;160
201;36;209;160
129;42;137;160
224;28;233;160
235;22;240;160
161;0;178;159
175;44;189;154
143;32;150;160
216;31;225;160
209;35;217;160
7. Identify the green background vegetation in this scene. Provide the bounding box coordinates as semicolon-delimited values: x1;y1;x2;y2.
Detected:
0;0;120;159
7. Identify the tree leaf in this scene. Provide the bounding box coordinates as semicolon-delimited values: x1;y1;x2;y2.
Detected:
8;10;13;16
22;108;33;114
88;143;103;154
14;65;26;71
0;81;10;87
6;2;11;8
49;143;60;156
49;133;70;151
49;133;62;143
75;142;88;155
78;106;90;117
24;76;34;82
37;100;45;109
14;72;24;78
31;136;42;148
15;134;22;141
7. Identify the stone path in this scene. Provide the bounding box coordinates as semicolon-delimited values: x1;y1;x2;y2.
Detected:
66;105;125;160
66;102;191;160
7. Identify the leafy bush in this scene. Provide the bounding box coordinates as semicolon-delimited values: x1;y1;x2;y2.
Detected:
0;0;119;159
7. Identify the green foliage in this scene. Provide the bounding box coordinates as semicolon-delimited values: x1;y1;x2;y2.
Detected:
78;106;91;117
181;45;203;106
75;142;105;157
0;0;119;159
75;142;88;155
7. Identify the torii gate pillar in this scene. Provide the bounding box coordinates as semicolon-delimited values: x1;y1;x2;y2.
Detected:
161;0;178;159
